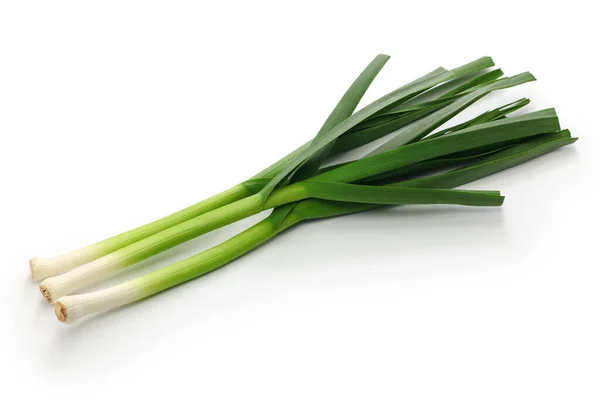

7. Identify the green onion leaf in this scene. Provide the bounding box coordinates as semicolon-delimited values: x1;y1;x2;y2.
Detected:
311;108;559;185
292;182;504;206
368;72;536;154
425;98;530;140
258;57;496;202
277;130;577;225
290;54;390;182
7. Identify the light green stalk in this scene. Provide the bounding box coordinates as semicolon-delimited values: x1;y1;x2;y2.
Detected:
30;184;253;280
54;218;277;323
40;185;501;303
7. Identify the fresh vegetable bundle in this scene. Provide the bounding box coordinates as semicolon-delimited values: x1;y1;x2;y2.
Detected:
30;55;576;323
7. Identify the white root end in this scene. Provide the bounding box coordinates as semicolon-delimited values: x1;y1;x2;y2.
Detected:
39;276;72;304
54;282;141;324
29;257;72;281
38;255;120;303
54;295;101;324
54;295;99;324
40;283;53;304
54;299;71;323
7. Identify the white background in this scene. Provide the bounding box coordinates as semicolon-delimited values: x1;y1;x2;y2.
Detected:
1;1;598;399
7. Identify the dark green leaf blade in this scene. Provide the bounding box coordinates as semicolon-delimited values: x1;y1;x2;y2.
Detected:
425;98;530;140
310;108;560;184
367;72;536;155
291;54;390;182
259;57;496;202
281;130;576;226
300;181;503;206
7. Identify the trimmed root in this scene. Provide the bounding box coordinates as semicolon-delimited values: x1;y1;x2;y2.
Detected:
39;284;53;304
54;300;69;323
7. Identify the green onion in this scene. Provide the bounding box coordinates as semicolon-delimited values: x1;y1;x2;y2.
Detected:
40;185;503;303
30;55;497;281
39;105;555;303
54;130;576;323
30;54;575;326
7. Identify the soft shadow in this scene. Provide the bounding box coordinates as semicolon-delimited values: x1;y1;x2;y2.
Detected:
261;205;509;278
41;247;262;371
39;205;507;368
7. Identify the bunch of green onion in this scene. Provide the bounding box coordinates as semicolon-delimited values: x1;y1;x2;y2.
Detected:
30;54;576;324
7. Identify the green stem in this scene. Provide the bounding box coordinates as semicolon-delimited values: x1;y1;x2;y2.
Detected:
54;216;280;323
40;182;501;302
140;217;279;296
30;183;253;280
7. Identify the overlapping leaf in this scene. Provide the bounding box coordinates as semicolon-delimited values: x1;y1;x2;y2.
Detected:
274;131;576;231
309;108;559;185
258;57;496;201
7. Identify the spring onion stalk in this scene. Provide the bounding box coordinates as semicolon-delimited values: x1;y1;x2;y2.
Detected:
39;106;558;302
36;83;528;299
31;55;496;281
29;185;253;281
40;186;503;303
54;130;577;323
